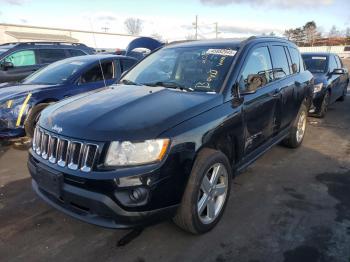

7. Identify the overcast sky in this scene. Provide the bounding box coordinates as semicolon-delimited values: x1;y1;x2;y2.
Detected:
0;0;349;41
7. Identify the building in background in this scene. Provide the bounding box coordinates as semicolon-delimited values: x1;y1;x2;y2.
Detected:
0;23;137;51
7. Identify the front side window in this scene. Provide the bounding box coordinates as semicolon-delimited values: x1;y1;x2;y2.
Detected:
328;56;338;72
121;59;137;72
38;49;67;64
122;46;237;93
302;55;328;73
4;50;36;67
239;46;273;91
270;45;290;80
80;61;114;84
334;55;343;68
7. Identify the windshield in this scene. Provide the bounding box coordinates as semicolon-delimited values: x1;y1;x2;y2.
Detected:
0;49;9;55
23;59;86;85
122;46;237;93
302;55;328;73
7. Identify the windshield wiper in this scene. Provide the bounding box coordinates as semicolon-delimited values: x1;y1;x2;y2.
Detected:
142;81;194;92
121;79;141;86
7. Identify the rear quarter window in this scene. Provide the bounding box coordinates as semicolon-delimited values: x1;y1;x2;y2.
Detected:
68;49;87;57
270;45;290;80
288;47;301;73
38;49;67;64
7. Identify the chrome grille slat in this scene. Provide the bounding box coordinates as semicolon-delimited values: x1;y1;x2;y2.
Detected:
32;127;98;172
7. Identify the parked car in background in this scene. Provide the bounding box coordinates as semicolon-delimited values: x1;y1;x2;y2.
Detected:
0;54;138;139
0;42;95;83
28;37;313;234
302;52;349;117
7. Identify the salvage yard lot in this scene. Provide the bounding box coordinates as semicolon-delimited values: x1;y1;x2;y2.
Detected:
0;87;350;262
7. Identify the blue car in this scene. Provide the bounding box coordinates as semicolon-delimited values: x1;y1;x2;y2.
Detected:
302;52;349;117
0;54;138;139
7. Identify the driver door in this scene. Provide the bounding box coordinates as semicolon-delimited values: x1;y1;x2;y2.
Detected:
239;45;280;156
0;50;41;83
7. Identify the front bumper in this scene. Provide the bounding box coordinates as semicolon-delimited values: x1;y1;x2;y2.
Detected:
309;91;325;114
27;150;184;229
0;127;25;139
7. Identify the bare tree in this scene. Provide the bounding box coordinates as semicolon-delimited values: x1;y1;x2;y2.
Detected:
124;18;143;36
304;21;318;46
329;25;340;38
284;29;293;40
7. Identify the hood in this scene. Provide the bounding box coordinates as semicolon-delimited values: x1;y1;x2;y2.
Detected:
0;83;58;101
40;85;222;141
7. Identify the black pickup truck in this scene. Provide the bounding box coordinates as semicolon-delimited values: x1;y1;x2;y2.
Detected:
28;37;313;234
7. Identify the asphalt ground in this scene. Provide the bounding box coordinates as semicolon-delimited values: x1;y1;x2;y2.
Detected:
0;85;350;262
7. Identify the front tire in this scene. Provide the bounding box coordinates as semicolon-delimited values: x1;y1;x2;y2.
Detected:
173;148;232;234
282;103;308;148
338;85;347;102
24;103;50;138
316;91;330;118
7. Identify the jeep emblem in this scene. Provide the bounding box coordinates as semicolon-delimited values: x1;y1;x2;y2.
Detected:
52;125;63;133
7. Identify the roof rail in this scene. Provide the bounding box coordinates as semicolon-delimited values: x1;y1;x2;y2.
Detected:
0;42;86;47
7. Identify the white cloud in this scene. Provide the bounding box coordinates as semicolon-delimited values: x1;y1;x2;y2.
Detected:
200;0;334;8
0;0;29;5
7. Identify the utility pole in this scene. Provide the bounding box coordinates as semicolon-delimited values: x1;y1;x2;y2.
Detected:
194;15;198;40
101;26;109;33
214;22;218;39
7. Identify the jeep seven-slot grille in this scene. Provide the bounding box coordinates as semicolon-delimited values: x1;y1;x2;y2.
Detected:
32;127;98;172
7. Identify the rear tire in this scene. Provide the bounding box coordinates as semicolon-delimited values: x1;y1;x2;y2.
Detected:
173;148;232;234
24;103;50;138
282;103;308;148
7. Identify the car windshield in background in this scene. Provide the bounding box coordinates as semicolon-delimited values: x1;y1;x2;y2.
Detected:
122;46;238;93
0;49;9;55
22;59;86;85
302;55;328;73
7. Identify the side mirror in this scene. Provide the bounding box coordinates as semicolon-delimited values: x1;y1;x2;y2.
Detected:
332;68;345;75
1;61;14;71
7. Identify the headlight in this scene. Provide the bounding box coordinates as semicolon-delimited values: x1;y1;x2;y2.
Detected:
105;139;170;167
313;83;323;93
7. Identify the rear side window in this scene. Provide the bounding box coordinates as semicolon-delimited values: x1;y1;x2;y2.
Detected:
239;46;273;91
270;45;290;80
38;49;67;64
120;59;137;72
4;50;36;67
80;61;114;83
68;49;86;57
288;47;301;73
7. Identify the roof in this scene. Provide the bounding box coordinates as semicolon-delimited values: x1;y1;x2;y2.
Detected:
5;31;79;42
165;36;296;49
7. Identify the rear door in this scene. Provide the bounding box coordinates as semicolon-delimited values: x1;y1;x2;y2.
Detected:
0;49;40;82
268;44;295;131
238;45;279;155
334;55;348;96
37;49;68;65
328;55;341;102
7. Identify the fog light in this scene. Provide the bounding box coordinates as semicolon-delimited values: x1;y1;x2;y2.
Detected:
130;188;148;202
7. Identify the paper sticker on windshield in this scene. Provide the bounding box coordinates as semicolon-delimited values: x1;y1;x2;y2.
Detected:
70;61;85;65
206;49;237;57
312;57;327;60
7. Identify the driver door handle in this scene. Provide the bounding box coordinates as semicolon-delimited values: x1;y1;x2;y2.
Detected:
272;88;280;97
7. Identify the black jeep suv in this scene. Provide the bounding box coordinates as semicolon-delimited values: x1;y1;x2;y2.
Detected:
28;37;313;234
0;42;94;83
